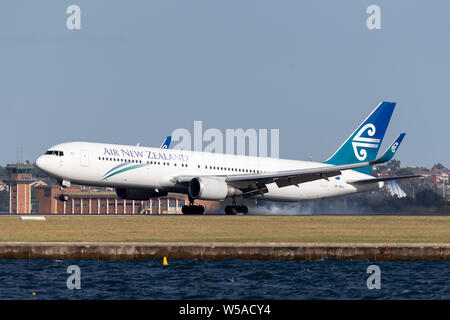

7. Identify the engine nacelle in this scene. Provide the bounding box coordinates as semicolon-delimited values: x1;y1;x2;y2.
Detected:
188;177;242;201
115;188;167;200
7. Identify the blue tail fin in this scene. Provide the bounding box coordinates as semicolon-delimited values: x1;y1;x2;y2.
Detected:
324;101;396;174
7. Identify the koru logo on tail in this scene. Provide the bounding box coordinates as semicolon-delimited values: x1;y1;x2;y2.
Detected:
391;142;399;153
352;123;380;161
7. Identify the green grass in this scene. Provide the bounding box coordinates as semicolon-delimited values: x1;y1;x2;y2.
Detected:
1;215;449;243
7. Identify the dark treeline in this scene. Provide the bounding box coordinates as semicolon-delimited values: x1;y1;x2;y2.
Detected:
309;189;450;214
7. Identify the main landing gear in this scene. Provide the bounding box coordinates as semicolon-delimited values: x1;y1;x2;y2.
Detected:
182;198;205;215
224;198;248;215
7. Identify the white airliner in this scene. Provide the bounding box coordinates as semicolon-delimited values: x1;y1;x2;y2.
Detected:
36;102;420;214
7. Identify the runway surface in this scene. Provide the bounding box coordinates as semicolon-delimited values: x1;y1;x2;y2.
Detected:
0;215;449;243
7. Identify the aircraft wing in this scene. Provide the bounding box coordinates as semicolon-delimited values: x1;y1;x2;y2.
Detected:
175;134;407;196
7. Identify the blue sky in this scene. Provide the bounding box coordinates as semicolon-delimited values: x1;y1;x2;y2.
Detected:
0;1;449;168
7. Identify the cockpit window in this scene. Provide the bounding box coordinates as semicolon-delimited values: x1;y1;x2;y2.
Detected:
45;150;64;156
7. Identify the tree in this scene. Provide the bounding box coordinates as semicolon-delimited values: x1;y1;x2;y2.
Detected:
414;189;443;207
0;166;7;180
0;190;9;212
432;163;447;171
376;159;401;174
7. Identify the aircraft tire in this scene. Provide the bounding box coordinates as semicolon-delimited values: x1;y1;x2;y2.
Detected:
59;194;70;202
182;205;204;215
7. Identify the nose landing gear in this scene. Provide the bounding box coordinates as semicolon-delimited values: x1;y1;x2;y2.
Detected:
58;193;70;202
57;181;71;202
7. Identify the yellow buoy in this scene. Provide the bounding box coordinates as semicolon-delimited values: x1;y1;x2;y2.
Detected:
163;256;168;266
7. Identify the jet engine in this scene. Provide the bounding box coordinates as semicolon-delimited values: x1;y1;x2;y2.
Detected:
188;177;242;201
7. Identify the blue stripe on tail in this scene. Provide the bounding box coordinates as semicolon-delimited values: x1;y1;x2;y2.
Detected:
324;101;396;175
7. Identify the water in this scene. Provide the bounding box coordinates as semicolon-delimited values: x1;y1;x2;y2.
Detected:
0;259;449;299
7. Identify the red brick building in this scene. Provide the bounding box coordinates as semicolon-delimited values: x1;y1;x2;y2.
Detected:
35;185;188;214
6;164;35;214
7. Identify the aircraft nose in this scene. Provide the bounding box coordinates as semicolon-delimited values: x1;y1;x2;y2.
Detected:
35;155;48;172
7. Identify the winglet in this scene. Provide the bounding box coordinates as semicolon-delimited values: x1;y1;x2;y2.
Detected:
370;133;405;165
160;136;172;149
